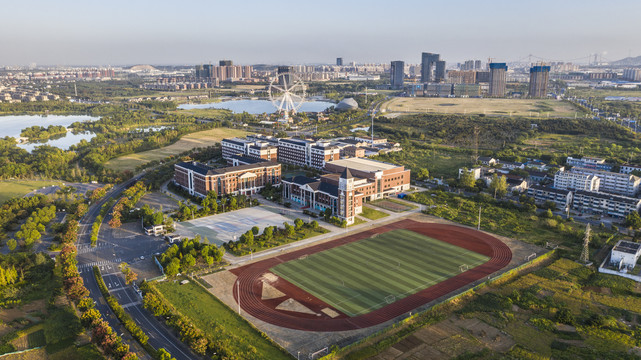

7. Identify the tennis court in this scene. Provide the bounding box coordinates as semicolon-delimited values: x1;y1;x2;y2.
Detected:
270;229;489;316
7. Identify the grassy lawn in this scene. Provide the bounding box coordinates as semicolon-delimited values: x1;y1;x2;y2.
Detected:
0;180;62;203
376;148;473;179
105;127;247;171
360;206;389;220
271;229;489;316
171;108;231;119
381;97;579;117
349;217;367;227
153;280;290;360
370;198;415;212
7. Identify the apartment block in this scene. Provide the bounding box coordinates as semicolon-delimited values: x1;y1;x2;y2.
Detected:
527;185;573;210
572;190;641;218
570;167;640;196
566;156;613;171
554;171;600;191
221;137;278;161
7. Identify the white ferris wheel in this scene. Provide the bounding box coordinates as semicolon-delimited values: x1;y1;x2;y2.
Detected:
268;72;306;117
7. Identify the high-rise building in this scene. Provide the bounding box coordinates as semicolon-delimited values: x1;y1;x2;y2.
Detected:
195;64;203;78
474;60;482;70
421;52;440;83
278;66;293;86
390;61;405;89
219;60;233;66
203;64;214;79
528;65;550;98
434;61;446;83
336;57;343;66
488;63;507;97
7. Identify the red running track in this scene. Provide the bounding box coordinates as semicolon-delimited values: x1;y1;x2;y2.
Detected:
231;219;512;332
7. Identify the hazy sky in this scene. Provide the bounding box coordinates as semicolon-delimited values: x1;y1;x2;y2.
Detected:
1;0;640;66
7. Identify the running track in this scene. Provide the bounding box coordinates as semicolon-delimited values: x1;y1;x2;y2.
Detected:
231;220;512;331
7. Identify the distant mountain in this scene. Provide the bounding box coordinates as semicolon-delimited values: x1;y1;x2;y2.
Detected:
610;56;641;66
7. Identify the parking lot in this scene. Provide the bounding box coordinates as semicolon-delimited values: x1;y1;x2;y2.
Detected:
174;205;297;246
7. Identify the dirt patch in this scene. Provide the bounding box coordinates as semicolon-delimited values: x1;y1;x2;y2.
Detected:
556;324;577;332
583;286;612;295
276;298;317;315
262;282;286;300
261;272;279;283
321;308;340;318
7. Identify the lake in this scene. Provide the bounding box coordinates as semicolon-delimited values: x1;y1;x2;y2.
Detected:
177;99;334;114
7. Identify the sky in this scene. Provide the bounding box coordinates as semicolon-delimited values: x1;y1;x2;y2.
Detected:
1;0;640;66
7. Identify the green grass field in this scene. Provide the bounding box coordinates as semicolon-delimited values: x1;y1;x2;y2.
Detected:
360;206;389;220
270;229;489;316
154;280;290;360
105;127;247;171
0;180;62;203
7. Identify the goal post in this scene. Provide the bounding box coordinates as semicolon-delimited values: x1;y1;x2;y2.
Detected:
385;294;396;304
298;254;308;261
459;264;469;272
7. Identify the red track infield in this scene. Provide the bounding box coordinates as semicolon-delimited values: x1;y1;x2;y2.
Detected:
231;219;512;331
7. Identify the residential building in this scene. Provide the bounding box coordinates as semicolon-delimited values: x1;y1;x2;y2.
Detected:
570;167;641;196
572;190;641;218
390;61;405;89
554;171;600;192
525;170;548;184
610;240;641;271
447;70;476;84
488;63;507;97
566;156;613;171
498;161;524;170
421;52;440;83
278;66;293;86
174;161;281;197
527;185;572;210
479;157;497;166
620;164;641;175
528;65;550;98
458;167;482;180
277;138;340;169
282;158;410;225
336;57;343;66
434;61;446;83
623;69;641;82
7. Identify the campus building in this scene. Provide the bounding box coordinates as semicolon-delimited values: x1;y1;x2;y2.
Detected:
277;138;341;169
390;61;404;89
572;190;641;218
174;161;281;197
221;137;278;162
553;171;600;192
281;158;410;225
569;167;641;197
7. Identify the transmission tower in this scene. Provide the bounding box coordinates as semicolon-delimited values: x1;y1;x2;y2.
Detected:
580;223;591;263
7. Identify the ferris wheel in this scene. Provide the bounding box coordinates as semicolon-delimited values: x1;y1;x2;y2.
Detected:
268;72;306;116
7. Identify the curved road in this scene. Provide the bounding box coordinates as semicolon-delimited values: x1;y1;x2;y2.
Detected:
77;175;197;360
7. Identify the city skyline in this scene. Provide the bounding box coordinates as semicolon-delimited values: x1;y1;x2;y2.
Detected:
1;0;640;66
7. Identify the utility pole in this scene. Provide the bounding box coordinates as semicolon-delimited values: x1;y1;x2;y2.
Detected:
477;206;482;230
237;280;241;314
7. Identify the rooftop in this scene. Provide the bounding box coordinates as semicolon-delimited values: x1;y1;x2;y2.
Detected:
613;240;641;255
326;157;399;172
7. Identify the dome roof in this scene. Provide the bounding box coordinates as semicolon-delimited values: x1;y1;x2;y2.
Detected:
335;97;359;111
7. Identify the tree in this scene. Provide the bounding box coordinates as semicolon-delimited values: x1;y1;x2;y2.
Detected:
251;226;259;235
294;218;304;231
555;308;575;325
182;254;196;268
488;174;508;198
310;220;319;230
625;211;641;230
125;270;138;285
152;212;164;226
243;230;254;246
459;168;476;189
7;239;16;251
416;168;430;181
284;222;295;237
44;307;83;345
166;258;181;276
157;348;176;360
263;226;273;242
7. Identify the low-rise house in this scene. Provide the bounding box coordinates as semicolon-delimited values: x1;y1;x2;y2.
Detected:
527;185;572;209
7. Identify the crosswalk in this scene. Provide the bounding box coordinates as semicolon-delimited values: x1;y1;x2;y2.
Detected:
78;259;122;270
77;242;114;254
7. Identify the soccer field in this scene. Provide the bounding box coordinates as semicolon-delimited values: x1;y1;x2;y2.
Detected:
270;229;489;317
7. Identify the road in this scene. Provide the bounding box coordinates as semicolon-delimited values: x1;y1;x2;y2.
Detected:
76;175;197;360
